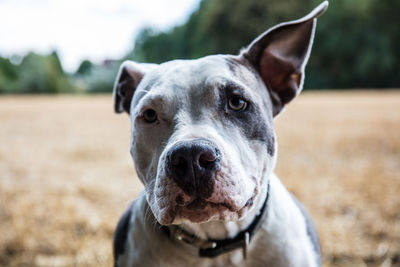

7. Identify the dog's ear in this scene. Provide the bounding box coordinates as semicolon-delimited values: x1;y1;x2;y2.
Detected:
241;1;328;116
113;60;157;114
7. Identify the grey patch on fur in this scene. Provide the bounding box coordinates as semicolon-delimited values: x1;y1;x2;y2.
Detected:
223;57;276;156
113;203;133;266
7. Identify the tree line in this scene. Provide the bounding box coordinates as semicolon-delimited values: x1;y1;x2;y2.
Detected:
0;0;398;93
0;52;120;94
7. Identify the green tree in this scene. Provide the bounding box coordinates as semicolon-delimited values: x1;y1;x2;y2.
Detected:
0;57;19;93
128;0;400;89
129;0;315;62
16;51;71;93
75;60;120;93
76;59;94;76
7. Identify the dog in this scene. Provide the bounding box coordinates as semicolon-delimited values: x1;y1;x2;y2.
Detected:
112;2;328;266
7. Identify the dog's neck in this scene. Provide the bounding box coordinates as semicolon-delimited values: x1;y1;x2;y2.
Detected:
178;181;270;241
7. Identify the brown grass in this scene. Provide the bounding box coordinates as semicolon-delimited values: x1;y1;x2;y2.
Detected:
0;91;399;266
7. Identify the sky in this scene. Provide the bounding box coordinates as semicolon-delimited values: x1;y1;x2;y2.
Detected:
0;0;201;72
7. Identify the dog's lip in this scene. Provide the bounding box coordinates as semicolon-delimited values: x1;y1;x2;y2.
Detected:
178;197;235;212
178;195;254;212
174;196;256;224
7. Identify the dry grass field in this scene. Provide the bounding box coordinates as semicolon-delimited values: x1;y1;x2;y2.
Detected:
0;91;399;267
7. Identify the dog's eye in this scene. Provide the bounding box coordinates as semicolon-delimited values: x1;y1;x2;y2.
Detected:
228;96;247;111
143;109;157;123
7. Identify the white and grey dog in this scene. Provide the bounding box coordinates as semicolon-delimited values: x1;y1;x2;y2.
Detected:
112;2;328;266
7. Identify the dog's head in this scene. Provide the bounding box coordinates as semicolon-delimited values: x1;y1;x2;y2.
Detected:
113;2;327;225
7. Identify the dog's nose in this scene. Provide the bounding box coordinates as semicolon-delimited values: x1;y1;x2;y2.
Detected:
166;139;221;198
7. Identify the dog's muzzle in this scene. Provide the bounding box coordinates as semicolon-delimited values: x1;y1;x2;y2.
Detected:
161;180;271;259
165;138;221;199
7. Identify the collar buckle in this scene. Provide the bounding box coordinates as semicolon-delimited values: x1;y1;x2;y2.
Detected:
173;227;217;249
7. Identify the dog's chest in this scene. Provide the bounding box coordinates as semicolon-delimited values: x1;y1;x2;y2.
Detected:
121;176;319;267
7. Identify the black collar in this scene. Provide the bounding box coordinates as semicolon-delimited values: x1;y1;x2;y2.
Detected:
161;181;271;258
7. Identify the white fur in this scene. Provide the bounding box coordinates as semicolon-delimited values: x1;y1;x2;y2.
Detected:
118;174;318;266
114;2;328;266
128;56;275;226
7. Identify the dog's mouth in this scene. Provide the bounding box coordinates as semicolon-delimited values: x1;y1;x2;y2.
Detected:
174;195;256;223
187;198;233;211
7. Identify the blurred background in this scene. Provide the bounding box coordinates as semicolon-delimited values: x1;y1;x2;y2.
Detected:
1;0;399;93
0;0;399;266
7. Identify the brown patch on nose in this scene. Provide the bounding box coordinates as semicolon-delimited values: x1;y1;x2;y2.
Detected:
186;198;208;210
